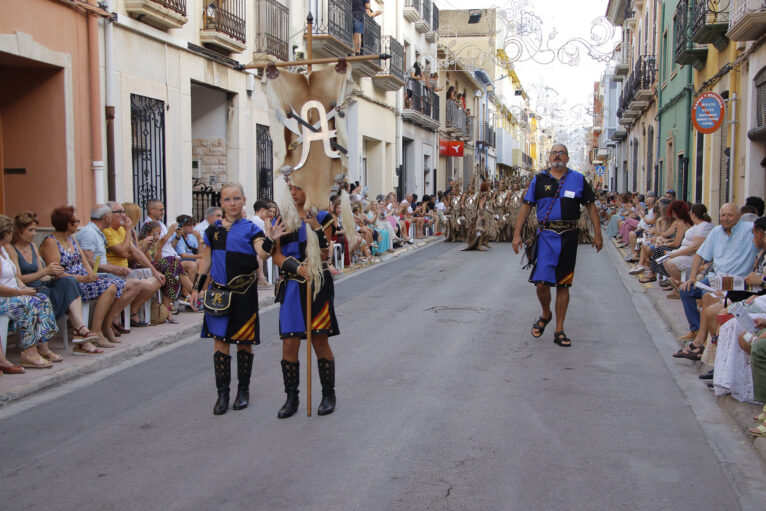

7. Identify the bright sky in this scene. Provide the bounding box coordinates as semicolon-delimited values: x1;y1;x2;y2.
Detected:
439;0;621;164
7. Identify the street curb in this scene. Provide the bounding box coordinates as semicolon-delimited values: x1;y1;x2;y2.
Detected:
604;232;766;465
0;236;444;408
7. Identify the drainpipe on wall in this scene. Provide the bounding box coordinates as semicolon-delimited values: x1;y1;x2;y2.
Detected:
105;0;116;201
87;1;105;203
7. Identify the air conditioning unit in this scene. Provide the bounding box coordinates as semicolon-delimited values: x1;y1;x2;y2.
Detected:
192;159;202;179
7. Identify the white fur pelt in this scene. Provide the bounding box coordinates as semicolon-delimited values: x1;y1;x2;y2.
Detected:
340;189;358;253
279;185;324;299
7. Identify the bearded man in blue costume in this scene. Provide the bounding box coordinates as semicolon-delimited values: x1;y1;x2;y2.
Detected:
512;144;603;347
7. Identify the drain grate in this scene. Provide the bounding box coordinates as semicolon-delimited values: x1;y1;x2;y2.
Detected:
425;306;489;314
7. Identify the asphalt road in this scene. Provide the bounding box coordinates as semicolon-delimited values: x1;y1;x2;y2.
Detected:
1;241;765;511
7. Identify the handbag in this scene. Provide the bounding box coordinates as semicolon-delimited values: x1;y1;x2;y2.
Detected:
150;301;169;325
522;172;569;270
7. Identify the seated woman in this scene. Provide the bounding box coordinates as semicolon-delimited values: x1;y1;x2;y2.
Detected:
637;200;692;283
0;215;60;368
8;212;100;352
662;203;714;286
364;202;391;254
352;203;376;261
39;206;125;349
143;217;193;315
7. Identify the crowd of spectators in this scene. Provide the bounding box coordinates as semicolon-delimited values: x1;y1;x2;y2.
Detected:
597;189;766;437
0;187;443;375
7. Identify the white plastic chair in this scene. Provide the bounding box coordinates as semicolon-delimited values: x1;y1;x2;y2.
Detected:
0;314;9;355
333;244;344;270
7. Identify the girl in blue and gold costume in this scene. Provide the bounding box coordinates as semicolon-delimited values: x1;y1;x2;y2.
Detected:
191;183;285;415
273;184;339;418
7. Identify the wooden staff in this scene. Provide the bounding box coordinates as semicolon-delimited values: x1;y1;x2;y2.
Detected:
306;277;312;417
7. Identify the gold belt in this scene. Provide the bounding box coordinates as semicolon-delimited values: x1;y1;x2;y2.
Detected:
212;271;256;293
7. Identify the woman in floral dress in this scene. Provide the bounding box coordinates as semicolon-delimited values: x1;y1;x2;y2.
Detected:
39;206;125;349
0;215;59;368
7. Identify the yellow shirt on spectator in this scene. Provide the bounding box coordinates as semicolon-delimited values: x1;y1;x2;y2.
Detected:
103;226;129;267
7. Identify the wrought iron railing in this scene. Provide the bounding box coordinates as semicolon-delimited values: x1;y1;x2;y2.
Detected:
430;89;439;122
153;0;186;16
432;4;439;32
466;114;474;139
422;0;432;28
421;84;433;117
617;55;656;117
406;77;423;112
673;0;690;62
479;122;495;147
204;0;246;43
692;0;730;35
312;0;353;49
192;182;220;223
379;36;405;81
256;0;289;60
730;0;766;26
405;0;422;16
446;100;467;135
362;13;381;57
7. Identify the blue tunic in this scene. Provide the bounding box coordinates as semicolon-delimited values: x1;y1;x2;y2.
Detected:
201;218;264;344
523;169;595;287
277;211;340;339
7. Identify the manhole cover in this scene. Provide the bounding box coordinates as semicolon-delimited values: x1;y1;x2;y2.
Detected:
425;306;490;314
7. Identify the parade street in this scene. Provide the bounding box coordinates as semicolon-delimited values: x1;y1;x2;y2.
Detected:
2;242;766;511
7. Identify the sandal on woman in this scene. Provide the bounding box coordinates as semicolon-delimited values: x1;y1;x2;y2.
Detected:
166;315;180;324
93;336;116;349
130;314;150;328
102;328;121;344
20;354;53;369
638;275;656;283
112;322;130;335
749;423;766;437
38;348;64;363
672;343;704;360
0;363;25;374
72;325;100;343
553;331;572;347
531;314;552;338
73;342;104;355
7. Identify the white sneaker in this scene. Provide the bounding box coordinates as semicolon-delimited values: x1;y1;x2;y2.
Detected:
628;265;645;275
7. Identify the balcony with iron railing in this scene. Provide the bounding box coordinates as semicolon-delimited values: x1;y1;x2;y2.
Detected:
466;114;474;140
624;0;636;28
616;55;656;120
674;0;708;70
126;0;187;30
691;0;730;49
255;0;289;61
309;0;354;57
478;122;495;147
354;14;382;77
373;36;405;91
727;0;766;40
446;100;468;137
201;0;247;53
402;78;440;130
416;0;432;33
613;42;631;79
404;0;422;22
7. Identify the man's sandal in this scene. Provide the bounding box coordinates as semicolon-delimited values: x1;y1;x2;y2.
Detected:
638;275;656;283
531;315;552;338
672;343;704;360
553;331;571;347
749;423;766;437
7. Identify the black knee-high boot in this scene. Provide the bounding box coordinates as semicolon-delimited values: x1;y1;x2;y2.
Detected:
233;350;254;410
213;351;231;415
317;358;336;416
277;360;300;419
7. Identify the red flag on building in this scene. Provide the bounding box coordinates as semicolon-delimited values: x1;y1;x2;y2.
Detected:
439;139;464;156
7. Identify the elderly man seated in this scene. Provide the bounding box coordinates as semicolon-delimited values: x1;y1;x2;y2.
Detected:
102;201;165;327
676;203;759;346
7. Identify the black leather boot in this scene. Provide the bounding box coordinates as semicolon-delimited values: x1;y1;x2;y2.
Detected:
277;360;300;419
233;350;253;410
317;358;336;416
213;351;231;415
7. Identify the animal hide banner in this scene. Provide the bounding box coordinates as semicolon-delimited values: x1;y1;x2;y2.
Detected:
264;64;353;214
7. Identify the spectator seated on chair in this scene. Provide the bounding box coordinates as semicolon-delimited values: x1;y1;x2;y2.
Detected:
637;200;693;283
39;205;129;349
194;206;222;243
677;203;759;342
8;211;99;350
0;215;60;368
103;201;164;327
168;214;202;292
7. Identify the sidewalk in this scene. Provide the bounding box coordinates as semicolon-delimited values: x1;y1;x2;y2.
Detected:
0;235;443;408
604;233;766;462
